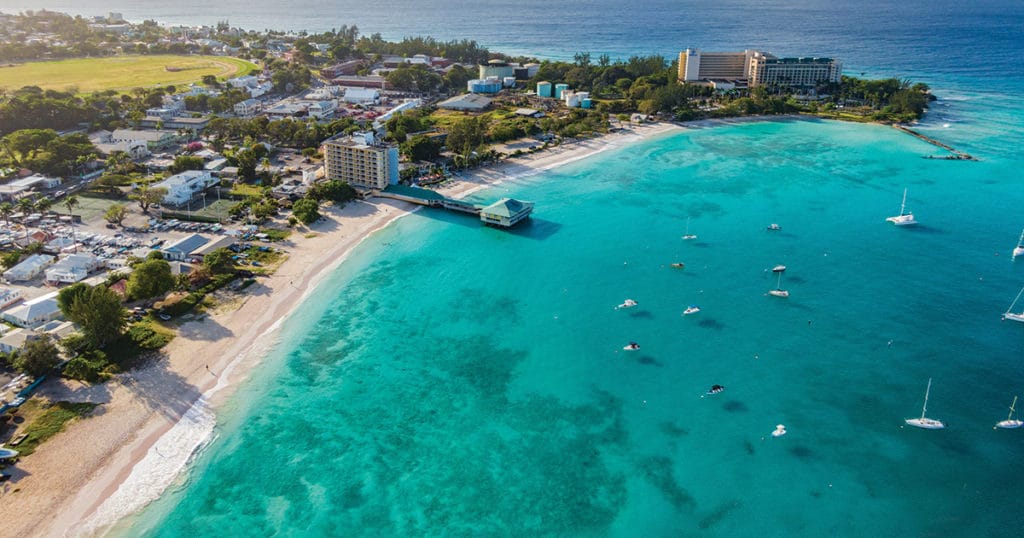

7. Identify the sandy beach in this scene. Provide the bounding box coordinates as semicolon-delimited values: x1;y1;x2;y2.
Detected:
0;121;680;537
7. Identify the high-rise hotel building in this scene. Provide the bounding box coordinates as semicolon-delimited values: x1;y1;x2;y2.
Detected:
323;132;399;191
678;48;842;88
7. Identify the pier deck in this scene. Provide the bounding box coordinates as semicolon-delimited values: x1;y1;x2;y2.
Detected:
376;184;533;228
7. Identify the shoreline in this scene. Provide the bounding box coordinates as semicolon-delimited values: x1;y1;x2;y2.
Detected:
0;121;681;537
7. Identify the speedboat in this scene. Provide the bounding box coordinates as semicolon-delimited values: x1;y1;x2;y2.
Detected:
616;299;638;309
771;424;787;437
767;223;782;231
772;264;786;272
683;305;701;315
768;289;789;297
623;342;640;351
670;262;685;268
706;384;725;395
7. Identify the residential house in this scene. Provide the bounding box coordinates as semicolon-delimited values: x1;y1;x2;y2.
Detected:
44;253;103;284
162;234;210;261
234;98;263;117
151;170;218;207
187;236;235;260
3;254;55;282
1;291;62;328
0;288;22;310
0;328;39;354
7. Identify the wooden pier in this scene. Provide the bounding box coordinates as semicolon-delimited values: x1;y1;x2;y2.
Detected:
375;185;533;228
892;124;978;161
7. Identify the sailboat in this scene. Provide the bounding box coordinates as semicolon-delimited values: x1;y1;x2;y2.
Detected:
905;378;945;429
1013;229;1024;258
768;271;789;297
1002;286;1024;323
995;396;1023;429
886;188;917;226
682;217;697;240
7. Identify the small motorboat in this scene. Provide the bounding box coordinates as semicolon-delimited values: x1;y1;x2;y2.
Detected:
767;223;782;231
683;305;701;315
0;447;19;461
768;289;789;297
670;262;685;268
616;299;638;309
772;265;786;273
771;424;787;437
623;342;640;351
707;384;725;395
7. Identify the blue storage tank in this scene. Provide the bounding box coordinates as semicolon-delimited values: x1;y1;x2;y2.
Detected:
467;78;503;94
536;81;552;98
555;83;569;99
581;98;592;109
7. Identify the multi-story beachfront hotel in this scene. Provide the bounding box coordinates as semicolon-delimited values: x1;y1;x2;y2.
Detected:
322;132;400;190
677;48;842;88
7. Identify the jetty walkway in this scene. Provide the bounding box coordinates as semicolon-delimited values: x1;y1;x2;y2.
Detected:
375;184;534;228
892;124;978;161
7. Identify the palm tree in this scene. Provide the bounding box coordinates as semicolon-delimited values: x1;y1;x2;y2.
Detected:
16;197;34;216
0;202;12;228
34;197;52;215
64;195;80;253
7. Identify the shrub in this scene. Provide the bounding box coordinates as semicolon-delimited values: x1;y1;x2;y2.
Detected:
62;353;109;383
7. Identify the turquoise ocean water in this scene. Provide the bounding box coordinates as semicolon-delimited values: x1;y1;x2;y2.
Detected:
113;94;1024;535
22;0;1020;534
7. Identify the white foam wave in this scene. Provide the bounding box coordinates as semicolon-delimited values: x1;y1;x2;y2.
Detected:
77;398;216;537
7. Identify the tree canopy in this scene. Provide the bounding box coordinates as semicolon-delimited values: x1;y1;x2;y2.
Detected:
127;258;175;300
58;283;126;349
291;197;320;225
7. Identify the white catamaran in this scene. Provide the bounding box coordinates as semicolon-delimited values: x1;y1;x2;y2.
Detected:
1003;286;1024;323
886;188;917;226
995;396;1023;429
905;378;945;429
1013;229;1024;258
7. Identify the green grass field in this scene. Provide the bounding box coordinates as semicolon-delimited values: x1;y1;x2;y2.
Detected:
0;55;258;94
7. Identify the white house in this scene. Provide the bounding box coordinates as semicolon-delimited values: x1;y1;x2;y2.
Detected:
227;75;259;89
234;98;263;117
44;253;103;284
0;288;22;310
1;291;62;328
306;100;337;119
151;170;218;207
162;234;211;261
9;174;62;190
0;328;39;354
3;254;55;282
94;139;150;159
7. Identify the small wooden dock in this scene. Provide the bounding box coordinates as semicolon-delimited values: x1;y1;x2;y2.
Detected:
376;185;533;228
892;124;978;161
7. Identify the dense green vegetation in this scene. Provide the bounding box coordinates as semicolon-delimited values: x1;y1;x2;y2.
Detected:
5;401;98;457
